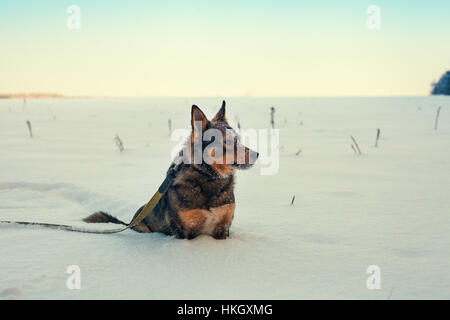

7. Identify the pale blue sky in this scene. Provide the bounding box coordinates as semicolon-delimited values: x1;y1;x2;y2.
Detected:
1;0;449;96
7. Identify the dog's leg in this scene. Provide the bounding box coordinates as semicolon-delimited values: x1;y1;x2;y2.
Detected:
129;205;153;233
212;226;228;240
131;221;152;233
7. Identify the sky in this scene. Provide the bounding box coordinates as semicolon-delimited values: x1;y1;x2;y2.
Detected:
1;0;450;97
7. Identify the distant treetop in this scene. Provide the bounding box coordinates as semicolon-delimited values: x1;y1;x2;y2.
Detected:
432;71;450;95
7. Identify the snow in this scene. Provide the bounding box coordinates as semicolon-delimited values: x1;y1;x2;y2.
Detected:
1;97;449;299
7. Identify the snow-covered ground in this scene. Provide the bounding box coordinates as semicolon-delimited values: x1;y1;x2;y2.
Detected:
1;97;449;299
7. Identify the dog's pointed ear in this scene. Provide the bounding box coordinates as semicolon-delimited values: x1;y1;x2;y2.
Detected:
191;105;208;138
212;100;226;121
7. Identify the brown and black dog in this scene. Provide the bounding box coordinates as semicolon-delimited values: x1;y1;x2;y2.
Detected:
83;101;258;239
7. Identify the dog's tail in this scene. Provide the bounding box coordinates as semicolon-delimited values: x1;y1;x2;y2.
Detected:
83;211;127;226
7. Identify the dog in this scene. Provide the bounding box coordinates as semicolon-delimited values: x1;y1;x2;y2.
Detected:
83;101;259;239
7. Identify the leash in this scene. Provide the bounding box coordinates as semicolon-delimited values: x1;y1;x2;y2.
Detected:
0;168;178;234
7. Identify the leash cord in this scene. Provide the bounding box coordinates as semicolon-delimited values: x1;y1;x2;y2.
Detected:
0;170;177;235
